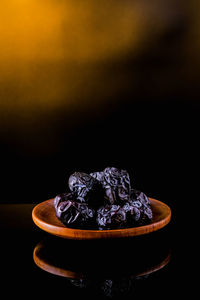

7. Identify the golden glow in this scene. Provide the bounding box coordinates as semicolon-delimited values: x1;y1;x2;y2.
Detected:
0;0;165;113
0;0;142;63
0;1;195;154
0;0;194;116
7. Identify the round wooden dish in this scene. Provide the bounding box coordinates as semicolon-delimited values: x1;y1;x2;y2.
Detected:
32;198;171;240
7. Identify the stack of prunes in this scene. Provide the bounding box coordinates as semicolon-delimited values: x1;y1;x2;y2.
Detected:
54;167;153;230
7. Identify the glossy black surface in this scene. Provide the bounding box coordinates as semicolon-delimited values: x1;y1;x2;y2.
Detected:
0;203;195;300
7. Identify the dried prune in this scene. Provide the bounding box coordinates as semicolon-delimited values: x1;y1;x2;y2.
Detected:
54;192;73;213
101;167;131;204
54;167;153;230
128;189;153;225
122;202;141;224
96;204;127;230
96;189;153;229
68;172;104;207
54;193;95;229
90;171;104;182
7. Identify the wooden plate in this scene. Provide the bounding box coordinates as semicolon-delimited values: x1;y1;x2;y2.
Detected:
32;198;171;240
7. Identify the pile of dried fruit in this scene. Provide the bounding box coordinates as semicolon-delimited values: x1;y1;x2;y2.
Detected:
54;167;152;230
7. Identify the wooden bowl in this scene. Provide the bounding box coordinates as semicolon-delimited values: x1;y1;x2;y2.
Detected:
32;198;171;240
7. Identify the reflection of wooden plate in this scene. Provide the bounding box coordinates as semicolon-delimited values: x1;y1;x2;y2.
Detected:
32;198;171;240
33;242;84;279
33;240;171;279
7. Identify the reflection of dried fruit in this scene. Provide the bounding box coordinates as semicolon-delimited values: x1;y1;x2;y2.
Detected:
54;167;153;230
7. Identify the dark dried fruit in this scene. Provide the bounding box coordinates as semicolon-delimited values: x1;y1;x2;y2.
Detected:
54;167;153;230
101;167;131;204
90;171;104;182
68;172;103;207
122;202;141;224
96;204;127;230
54;193;95;229
128;189;153;225
54;192;73;213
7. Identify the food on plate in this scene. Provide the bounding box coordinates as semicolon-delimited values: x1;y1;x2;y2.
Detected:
54;167;152;230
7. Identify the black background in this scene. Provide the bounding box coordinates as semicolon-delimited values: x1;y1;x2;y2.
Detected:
0;1;199;226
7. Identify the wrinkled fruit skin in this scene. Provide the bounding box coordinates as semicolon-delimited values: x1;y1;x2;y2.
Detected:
91;167;131;205
90;171;104;182
54;193;95;229
96;189;152;229
54;167;153;230
68;172;104;207
97;205;127;229
130;189;153;222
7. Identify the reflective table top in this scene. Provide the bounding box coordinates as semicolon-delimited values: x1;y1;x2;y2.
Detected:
0;203;195;300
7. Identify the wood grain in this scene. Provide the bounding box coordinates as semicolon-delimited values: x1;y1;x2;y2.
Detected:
32;198;171;240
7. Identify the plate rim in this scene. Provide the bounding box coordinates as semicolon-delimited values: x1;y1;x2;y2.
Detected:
32;198;171;239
